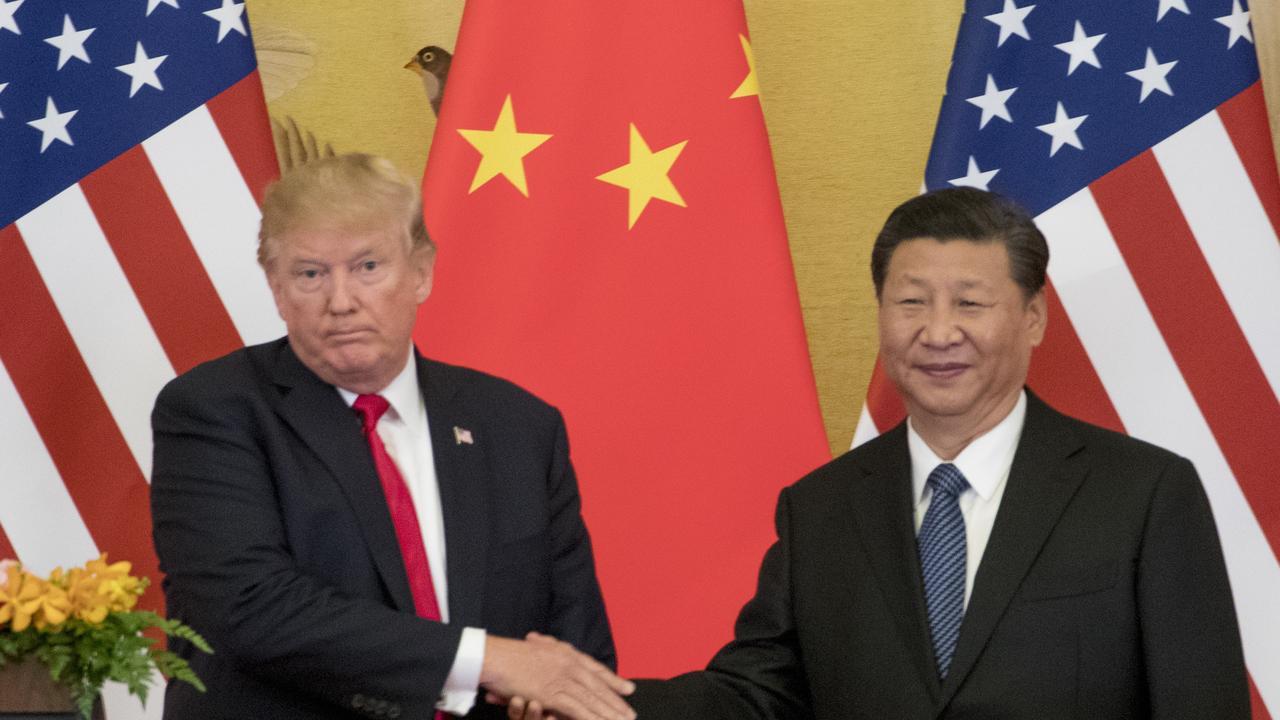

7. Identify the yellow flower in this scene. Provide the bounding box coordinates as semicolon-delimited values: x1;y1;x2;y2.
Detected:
101;576;143;612
85;553;144;613
0;565;56;632
23;580;72;631
63;567;110;624
59;554;145;621
0;564;43;631
1;554;147;632
85;553;132;581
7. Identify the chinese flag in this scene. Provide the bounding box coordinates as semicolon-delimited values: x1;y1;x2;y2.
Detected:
420;1;830;676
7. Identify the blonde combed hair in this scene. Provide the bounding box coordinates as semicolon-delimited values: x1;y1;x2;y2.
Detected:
257;153;433;268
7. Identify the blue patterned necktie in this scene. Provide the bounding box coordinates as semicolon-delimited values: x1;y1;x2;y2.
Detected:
918;463;970;679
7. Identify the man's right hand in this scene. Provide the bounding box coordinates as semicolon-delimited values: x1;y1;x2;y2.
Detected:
480;632;635;720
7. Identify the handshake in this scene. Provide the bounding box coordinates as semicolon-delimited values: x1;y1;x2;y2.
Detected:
481;632;637;720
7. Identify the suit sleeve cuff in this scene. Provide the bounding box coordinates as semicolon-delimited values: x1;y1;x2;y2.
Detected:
437;626;486;716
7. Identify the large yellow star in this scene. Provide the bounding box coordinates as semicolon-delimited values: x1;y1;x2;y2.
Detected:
457;94;552;196
730;34;759;99
595;124;688;230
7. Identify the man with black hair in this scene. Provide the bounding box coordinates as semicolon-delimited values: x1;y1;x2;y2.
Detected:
622;188;1247;720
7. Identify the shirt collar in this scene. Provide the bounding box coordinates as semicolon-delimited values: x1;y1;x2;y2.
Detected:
335;346;422;423
908;390;1027;506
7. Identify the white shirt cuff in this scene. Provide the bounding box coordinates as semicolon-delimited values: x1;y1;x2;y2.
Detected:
437;626;486;716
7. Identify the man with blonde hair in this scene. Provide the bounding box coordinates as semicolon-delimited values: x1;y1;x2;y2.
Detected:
151;153;633;720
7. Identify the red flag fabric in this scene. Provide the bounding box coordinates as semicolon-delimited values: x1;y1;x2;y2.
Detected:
421;1;830;675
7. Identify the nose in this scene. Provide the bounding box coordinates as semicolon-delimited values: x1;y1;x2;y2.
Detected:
919;304;963;349
326;270;358;314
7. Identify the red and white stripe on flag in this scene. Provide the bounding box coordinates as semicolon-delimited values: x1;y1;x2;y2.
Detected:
2;0;282;568
0;69;279;717
855;83;1280;718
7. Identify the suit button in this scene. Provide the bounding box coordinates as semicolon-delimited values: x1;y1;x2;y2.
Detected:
387;706;401;719
351;694;366;710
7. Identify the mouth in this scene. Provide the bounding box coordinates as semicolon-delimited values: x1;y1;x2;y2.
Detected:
326;328;373;342
915;362;970;379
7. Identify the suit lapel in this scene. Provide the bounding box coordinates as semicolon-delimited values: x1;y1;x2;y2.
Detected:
847;425;943;702
270;344;416;613
936;393;1087;708
418;356;489;629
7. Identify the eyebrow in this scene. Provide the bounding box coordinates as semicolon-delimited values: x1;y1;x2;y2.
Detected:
896;275;991;290
285;247;381;266
285;257;328;268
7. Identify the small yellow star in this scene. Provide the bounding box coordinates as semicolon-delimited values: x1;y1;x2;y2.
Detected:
596;123;688;230
730;34;759;99
457;94;552;197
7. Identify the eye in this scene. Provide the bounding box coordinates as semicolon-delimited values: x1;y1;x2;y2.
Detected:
898;297;924;306
424;51;434;62
360;260;379;272
291;266;325;291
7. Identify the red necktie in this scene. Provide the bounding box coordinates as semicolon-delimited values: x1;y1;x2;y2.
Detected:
354;396;455;718
352;394;443;621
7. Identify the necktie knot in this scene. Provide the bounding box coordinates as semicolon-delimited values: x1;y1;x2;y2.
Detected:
927;463;969;499
352;394;390;433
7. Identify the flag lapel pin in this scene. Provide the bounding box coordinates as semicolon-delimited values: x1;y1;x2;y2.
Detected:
453;426;474;445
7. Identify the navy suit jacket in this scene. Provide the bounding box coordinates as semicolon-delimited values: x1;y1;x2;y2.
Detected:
630;393;1247;720
151;339;614;719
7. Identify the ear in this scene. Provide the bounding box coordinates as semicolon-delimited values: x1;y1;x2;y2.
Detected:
412;248;435;304
1026;289;1048;347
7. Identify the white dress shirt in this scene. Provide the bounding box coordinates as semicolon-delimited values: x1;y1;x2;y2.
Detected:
338;350;485;716
908;390;1027;608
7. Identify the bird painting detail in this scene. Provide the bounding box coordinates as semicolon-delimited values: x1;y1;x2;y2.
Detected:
252;23;316;102
405;45;453;116
271;115;335;172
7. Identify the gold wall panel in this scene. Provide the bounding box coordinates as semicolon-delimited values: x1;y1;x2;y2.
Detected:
742;0;962;453
245;0;461;180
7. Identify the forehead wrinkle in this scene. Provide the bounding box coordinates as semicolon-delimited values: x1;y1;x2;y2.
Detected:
279;234;395;267
893;273;994;290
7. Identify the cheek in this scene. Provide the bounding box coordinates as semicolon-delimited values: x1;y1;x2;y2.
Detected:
974;327;1032;376
878;319;916;359
277;295;324;333
967;316;1014;350
273;296;298;325
369;287;421;337
268;279;288;315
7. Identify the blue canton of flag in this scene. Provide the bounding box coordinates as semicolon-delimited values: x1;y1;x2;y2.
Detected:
1;0;256;227
926;0;1259;213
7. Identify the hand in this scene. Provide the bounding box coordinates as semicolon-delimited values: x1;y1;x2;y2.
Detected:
483;692;556;720
480;632;635;720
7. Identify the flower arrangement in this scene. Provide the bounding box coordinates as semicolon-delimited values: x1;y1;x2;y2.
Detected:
0;555;211;718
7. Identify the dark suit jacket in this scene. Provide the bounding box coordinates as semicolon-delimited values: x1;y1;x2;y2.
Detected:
631;393;1246;720
150;339;614;720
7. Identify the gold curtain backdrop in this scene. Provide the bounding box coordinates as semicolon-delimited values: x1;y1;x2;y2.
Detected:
245;0;1280;455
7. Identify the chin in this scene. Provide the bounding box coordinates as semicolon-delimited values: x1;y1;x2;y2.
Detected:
321;352;381;380
907;390;978;419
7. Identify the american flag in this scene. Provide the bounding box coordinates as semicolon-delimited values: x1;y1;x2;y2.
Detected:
854;1;1280;715
0;0;278;715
